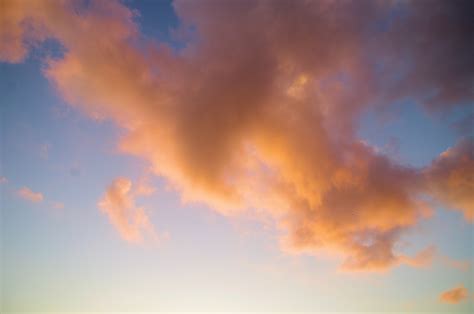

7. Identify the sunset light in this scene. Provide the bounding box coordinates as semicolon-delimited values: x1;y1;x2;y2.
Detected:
1;0;473;312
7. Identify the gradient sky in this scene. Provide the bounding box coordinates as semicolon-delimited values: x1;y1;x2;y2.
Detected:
1;0;473;312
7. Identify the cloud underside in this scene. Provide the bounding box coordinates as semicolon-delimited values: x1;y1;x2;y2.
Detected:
1;0;472;270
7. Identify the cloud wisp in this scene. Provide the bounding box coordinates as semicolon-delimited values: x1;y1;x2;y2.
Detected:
51;201;65;210
17;186;44;203
1;0;472;270
439;285;469;304
98;177;158;244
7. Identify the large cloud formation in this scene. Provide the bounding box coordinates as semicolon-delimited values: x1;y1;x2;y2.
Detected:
1;0;472;271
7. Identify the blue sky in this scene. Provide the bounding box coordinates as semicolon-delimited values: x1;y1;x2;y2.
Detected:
1;0;473;312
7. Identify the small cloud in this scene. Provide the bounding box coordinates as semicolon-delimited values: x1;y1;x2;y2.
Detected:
51;201;65;210
439;285;469;304
17;187;44;203
98;177;160;244
0;176;7;184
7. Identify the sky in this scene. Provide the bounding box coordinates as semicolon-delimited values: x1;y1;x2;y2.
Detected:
0;0;473;312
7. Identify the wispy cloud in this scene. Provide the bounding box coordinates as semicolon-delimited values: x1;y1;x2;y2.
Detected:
0;176;7;184
134;176;156;197
17;187;43;203
1;0;472;270
51;201;65;210
98;177;159;244
439;255;471;272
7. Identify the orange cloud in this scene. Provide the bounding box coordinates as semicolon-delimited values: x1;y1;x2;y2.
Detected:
1;0;472;270
17;187;43;203
398;246;436;269
425;139;474;221
0;0;30;63
98;177;157;244
439;285;469;304
134;176;156;197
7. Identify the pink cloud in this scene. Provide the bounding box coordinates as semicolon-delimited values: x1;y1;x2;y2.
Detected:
134;176;156;197
425;139;474;221
17;187;43;203
98;177;158;244
1;0;472;270
439;285;469;304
